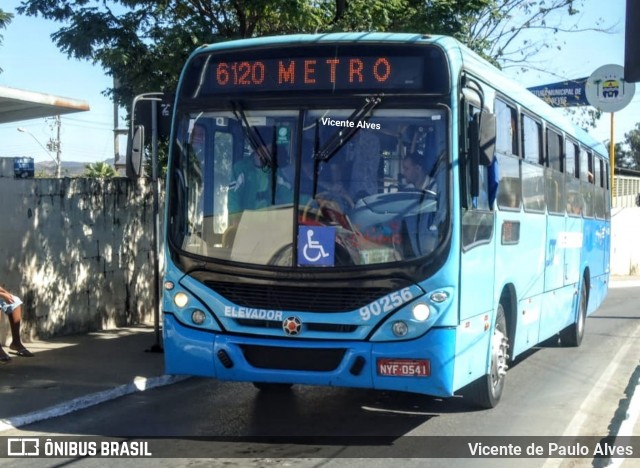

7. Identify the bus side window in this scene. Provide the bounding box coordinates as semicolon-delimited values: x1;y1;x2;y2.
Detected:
521;114;544;213
565;140;581;216
580;148;594;218
497;160;520;209
495;99;521;211
545;128;564;215
462;100;494;249
594;156;606;219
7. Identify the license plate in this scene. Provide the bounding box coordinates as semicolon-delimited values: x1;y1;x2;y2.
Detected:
377;359;430;377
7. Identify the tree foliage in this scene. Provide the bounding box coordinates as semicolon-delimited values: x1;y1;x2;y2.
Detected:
615;123;640;170
0;9;12;42
0;8;14;73
16;0;609;111
84;161;118;178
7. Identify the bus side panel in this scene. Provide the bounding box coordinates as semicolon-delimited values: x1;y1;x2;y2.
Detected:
583;217;609;315
544;215;566;291
538;214;574;342
515;214;547;297
452;311;493;391
513;294;541;356
459;233;495;323
538;287;575;343
164;313;216;377
564;217;583;286
496;212;546;358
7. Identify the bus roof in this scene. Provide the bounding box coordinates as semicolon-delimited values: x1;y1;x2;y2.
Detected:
190;33;607;158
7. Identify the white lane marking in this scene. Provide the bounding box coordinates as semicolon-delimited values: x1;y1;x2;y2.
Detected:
609;372;640;468
542;320;640;468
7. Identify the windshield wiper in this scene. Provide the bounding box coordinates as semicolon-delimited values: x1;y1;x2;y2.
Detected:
313;95;382;162
311;95;381;198
231;102;275;170
231;102;281;204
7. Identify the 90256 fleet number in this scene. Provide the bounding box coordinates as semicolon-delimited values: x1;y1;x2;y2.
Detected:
359;287;415;321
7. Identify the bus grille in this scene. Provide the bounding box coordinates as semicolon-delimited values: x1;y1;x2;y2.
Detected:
205;281;389;312
235;319;358;333
241;345;346;371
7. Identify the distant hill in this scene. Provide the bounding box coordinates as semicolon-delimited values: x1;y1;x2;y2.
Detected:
35;159;120;177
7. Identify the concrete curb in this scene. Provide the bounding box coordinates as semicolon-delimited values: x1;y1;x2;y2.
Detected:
0;375;189;433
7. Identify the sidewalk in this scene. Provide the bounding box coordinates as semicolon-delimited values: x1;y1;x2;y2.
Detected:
0;325;181;432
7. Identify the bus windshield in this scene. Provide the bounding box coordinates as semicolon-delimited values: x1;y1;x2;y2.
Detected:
169;106;448;268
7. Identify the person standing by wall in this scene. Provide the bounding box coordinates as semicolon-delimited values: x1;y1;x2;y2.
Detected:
0;285;33;362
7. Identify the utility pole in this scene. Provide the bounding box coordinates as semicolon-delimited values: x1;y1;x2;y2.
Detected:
47;115;62;178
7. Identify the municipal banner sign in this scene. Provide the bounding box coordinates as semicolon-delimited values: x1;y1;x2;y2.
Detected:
528;78;588;107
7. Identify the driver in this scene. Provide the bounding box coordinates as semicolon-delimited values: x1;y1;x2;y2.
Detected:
228;143;292;215
402;152;433;191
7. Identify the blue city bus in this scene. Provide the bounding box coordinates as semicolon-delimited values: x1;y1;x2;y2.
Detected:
160;33;610;408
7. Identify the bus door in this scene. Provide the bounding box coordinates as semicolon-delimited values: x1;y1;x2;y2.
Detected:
458;92;497;380
564;143;582;288
542;134;568;339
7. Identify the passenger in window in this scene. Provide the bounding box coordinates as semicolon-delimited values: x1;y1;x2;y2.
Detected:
227;143;292;215
567;193;582;215
498;190;519;209
402;152;434;191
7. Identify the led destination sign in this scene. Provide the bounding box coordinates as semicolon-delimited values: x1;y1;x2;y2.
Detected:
181;45;449;96
209;56;423;93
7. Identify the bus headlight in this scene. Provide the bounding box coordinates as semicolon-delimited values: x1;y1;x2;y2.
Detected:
174;292;189;308
191;310;206;325
430;290;449;303
412;303;431;321
392;321;409;337
164;281;175;291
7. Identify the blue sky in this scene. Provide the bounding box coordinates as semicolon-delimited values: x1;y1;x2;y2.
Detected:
0;0;638;164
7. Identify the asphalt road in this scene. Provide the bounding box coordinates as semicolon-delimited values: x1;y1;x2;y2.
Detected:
2;285;639;468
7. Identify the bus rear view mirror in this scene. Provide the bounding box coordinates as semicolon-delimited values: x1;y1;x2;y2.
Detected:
126;125;145;179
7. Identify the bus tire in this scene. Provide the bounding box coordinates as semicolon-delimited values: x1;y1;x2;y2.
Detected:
465;304;509;409
252;382;293;392
560;284;587;347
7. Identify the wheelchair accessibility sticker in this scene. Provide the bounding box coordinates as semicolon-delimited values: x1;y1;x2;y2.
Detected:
298;226;336;266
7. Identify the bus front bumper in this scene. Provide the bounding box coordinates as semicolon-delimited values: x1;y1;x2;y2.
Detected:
163;313;456;397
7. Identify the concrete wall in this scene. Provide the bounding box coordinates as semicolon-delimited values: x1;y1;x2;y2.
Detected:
0;177;156;343
611;207;640;276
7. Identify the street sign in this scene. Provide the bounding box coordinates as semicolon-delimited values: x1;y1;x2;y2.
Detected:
585;64;636;112
528;78;588;107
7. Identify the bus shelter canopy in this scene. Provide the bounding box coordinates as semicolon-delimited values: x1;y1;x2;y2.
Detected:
0;85;90;124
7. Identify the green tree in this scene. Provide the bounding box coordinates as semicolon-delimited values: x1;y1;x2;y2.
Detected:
616;123;640;170
16;1;607;108
0;8;14;73
84;161;118;179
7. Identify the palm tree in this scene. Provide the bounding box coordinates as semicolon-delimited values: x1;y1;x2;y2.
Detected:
84;161;117;178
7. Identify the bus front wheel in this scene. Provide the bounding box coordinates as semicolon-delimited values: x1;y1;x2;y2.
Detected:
560;284;587;347
465;304;509;409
